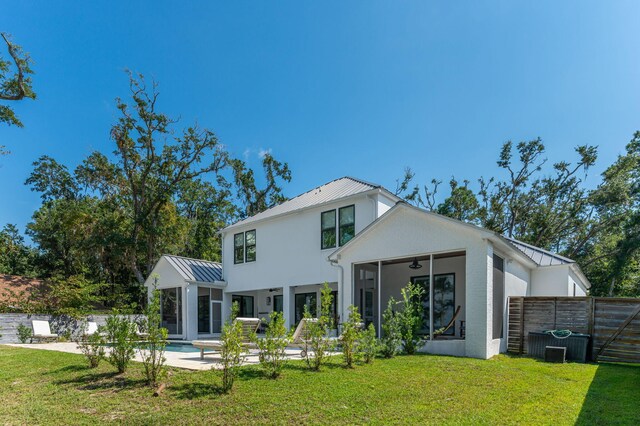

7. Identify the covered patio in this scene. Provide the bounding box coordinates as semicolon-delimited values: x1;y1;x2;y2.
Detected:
353;252;467;355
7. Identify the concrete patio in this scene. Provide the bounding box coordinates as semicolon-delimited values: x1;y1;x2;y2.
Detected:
8;342;310;371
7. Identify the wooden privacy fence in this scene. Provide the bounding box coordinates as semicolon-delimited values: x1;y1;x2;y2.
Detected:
508;296;640;364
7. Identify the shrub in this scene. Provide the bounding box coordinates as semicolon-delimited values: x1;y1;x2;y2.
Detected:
340;305;363;368
380;297;401;358
304;283;335;371
139;279;168;387
359;323;379;364
255;311;290;379
219;302;247;392
77;329;105;368
16;323;32;343
104;310;137;373
398;282;425;355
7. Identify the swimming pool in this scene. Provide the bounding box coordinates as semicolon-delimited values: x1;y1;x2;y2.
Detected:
164;343;200;353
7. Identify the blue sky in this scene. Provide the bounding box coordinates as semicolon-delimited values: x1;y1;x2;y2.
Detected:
1;1;639;235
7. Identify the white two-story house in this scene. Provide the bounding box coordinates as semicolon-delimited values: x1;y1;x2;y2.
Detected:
146;176;590;359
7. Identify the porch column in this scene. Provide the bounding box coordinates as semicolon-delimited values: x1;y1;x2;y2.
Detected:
184;284;199;341
283;285;294;329
465;241;494;359
429;253;434;342
377;260;382;336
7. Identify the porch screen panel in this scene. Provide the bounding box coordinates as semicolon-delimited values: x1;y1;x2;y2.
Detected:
492;255;505;339
161;287;182;335
412;274;455;335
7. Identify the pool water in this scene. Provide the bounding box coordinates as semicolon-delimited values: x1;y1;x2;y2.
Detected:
165;343;200;353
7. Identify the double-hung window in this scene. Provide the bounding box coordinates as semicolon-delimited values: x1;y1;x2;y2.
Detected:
234;230;256;264
338;205;355;246
321;210;336;249
321;205;355;249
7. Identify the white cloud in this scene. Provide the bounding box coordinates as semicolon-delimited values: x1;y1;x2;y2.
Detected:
258;148;272;158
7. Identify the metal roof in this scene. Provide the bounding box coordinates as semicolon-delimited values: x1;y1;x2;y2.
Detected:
163;255;223;282
224;176;396;231
504;237;575;267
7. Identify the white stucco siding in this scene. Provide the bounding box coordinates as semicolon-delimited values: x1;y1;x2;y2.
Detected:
530;265;572;296
222;195;377;293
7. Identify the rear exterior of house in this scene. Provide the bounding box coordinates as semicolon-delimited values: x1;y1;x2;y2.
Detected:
145;176;590;359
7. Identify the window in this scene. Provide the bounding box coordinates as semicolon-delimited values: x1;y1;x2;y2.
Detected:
339;205;355;246
232;295;254;317
245;230;256;262
295;292;317;324
234;230;256;264
160;287;182;335
234;233;244;264
321;210;336;249
492;254;505;339
273;295;283;313
320;205;355;249
411;274;456;335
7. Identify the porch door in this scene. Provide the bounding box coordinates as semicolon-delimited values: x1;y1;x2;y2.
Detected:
294;292;317;324
273;295;283;313
197;288;211;334
363;289;375;327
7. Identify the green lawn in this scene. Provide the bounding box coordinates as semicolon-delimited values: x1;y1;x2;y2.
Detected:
0;345;637;425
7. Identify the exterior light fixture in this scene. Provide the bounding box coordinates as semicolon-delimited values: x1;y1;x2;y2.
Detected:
409;258;422;269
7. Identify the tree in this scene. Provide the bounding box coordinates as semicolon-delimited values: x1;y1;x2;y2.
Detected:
0;32;36;155
0;223;38;276
24;71;293;308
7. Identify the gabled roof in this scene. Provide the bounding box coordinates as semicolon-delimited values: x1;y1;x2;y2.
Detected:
504;237;575;266
163;255;223;283
222;176;399;231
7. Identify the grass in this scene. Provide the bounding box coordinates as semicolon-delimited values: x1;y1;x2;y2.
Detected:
0;345;638;425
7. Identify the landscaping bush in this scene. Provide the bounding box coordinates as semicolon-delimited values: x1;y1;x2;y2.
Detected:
16;323;32;343
303;283;335;371
77;329;105;368
359;323;379;364
104;310;136;373
255;311;290;379
219;302;247;392
139;280;168;387
340;305;363;368
380;297;401;358
398;282;425;354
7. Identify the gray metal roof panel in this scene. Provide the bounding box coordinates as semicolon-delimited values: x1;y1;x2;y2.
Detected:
504;237;574;267
164;255;223;282
224;177;390;230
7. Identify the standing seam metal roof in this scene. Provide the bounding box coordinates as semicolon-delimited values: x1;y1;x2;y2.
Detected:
163;255;223;282
504;237;575;267
224;177;391;230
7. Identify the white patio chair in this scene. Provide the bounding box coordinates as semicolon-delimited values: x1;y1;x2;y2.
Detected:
31;320;58;342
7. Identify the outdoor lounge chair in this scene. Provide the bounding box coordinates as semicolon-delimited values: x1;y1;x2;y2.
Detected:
84;321;99;336
31;320;58;342
192;317;261;360
288;318;347;357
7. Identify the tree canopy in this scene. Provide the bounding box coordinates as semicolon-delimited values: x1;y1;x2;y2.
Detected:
396;138;639;297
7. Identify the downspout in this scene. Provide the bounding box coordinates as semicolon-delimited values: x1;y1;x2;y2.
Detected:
329;258;344;330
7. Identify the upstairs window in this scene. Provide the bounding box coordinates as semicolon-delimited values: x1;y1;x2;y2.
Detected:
245;230;256;262
339;205;355;246
321;210;337;249
234;230;256;264
321;205;355;249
